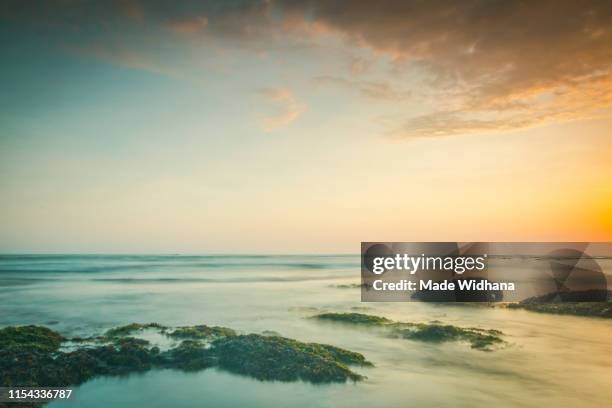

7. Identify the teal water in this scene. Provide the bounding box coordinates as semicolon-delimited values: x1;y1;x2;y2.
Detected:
1;255;611;407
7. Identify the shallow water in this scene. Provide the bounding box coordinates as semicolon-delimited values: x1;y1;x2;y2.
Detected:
1;255;610;407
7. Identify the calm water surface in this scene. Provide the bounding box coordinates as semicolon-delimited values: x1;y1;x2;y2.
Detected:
1;255;610;407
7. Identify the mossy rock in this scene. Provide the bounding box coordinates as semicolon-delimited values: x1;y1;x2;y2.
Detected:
388;323;504;351
508;301;611;318
329;283;362;289
0;335;156;387
0;323;370;388
211;334;370;383
311;313;505;351
0;325;64;353
313;313;392;325
105;322;167;338
168;325;236;340
160;340;216;371
112;336;151;347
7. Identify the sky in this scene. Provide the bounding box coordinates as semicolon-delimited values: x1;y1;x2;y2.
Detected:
1;0;611;253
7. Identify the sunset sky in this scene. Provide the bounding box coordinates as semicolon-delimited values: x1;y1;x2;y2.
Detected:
1;0;611;253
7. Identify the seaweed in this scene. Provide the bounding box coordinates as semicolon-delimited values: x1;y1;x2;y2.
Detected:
159;340;216;371
387;323;504;351
313;312;392;325
508;301;611;318
311;312;506;351
0;332;157;388
0;322;371;393
212;334;370;383
0;326;64;353
167;325;236;339
104;322;168;338
508;292;611;318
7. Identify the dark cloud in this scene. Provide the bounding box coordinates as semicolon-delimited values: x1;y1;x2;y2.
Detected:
2;0;612;137
286;0;612;136
0;0;271;34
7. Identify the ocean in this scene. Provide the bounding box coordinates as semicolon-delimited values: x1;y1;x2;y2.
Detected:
1;255;610;407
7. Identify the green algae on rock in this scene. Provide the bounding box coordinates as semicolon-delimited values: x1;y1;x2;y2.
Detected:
388;323;505;351
168;325;237;339
1;332;157;388
105;322;168;337
212;334;371;383
0;325;64;353
0;323;370;389
508;300;611;318
313;312;392;325
311;312;506;351
159;340;216;371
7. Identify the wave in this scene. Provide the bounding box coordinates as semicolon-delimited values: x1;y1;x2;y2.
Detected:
0;261;357;274
0;257;358;274
87;274;348;283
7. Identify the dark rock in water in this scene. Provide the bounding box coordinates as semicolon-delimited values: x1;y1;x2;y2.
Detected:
387;323;504;351
105;322;168;337
0;323;370;391
261;330;282;337
311;313;506;351
160;340;216;371
212;334;371;383
168;325;236;339
0;326;64;353
508;291;611;318
111;336;151;347
0;333;157;388
313;312;392;325
329;283;368;289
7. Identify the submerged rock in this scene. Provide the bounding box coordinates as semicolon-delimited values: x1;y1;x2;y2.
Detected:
508;294;611;318
0;322;370;391
105;322;168;337
212;334;371;383
0;333;157;388
0;325;64;353
160;340;216;371
168;325;236;339
312;312;505;351
313;312;392;325
388;323;504;351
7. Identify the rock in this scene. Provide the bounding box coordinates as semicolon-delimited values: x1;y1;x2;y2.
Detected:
104;322;167;337
508;293;611;318
0;325;64;353
167;325;236;340
388;323;504;351
313;312;392;325
212;334;370;383
311;312;506;351
0;323;370;389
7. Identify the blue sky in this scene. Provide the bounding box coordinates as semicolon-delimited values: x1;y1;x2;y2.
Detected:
1;1;611;253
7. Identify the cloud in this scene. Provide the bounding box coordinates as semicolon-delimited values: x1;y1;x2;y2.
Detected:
3;0;612;138
389;108;611;139
259;88;306;131
314;75;411;100
391;72;612;138
284;0;612;137
166;16;208;34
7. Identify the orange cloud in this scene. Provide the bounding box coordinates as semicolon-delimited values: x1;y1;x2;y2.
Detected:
259;88;306;131
288;0;612;137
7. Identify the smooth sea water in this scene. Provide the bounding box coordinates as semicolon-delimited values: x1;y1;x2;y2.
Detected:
1;255;611;407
